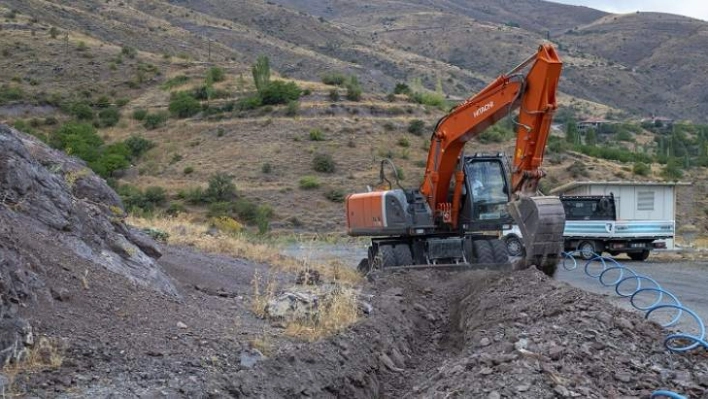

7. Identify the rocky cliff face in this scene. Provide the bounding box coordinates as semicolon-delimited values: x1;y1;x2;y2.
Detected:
0;124;177;365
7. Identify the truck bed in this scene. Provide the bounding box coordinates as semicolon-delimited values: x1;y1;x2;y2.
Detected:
564;220;675;240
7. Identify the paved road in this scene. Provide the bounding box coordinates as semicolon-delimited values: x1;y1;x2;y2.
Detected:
556;255;708;336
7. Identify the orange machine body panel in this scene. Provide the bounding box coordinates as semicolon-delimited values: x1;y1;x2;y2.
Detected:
346;191;386;234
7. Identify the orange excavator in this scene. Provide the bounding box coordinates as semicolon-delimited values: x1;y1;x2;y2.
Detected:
346;44;565;276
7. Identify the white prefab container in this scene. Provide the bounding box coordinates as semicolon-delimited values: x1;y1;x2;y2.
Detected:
550;181;691;249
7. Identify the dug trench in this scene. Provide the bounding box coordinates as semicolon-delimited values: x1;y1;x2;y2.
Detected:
231;268;708;398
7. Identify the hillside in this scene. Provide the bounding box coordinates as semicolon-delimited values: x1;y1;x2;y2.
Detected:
1;0;707;236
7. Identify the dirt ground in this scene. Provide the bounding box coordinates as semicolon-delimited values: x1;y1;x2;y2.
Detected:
7;241;707;398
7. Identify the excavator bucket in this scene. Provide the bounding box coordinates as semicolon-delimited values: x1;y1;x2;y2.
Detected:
507;196;566;276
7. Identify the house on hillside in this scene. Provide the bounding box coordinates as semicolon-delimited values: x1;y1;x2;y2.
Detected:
576;118;617;133
549;181;691;249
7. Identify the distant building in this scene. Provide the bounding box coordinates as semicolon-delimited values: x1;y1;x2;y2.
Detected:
576;118;617;133
550;181;691;249
641;116;675;130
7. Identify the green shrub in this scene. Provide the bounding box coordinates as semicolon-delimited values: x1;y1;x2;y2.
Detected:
181;186;208;205
397;137;410;147
345;76;362;101
124;136;155;158
408;119;425;136
116;98;130;107
261;162;272;174
98;106;120;127
121;46;137;59
206;173;237;202
117;184;166;213
236;95;262;111
325;188;345;203
52;122;103;163
169;91;201;118
309;129;325;141
393;83;411;95
395;167;405;180
166;202;186;216
299;176;321;189
70;102;94;120
329;89;340;102
633;162;650;176
143;112;168;129
285;100;299;117
409;91;445;108
321;72;347;86
312;153;336;173
161;75;190;90
132;108;148;121
260;80;301;105
206;66;226;83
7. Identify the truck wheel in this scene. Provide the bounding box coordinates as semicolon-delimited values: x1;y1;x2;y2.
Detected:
628;250;650;261
489;239;510;264
504;235;524;257
393;244;413;266
473;240;494;264
577;241;596;260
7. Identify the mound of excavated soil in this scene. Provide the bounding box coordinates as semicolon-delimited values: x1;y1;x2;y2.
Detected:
230;268;708;398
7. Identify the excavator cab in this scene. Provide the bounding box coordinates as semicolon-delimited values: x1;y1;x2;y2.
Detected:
458;154;514;232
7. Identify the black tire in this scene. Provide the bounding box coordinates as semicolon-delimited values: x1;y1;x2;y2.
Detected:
473;240;494;264
378;245;397;267
608;251;620;257
504;235;524;257
628;250;650;261
489;239;509;264
577;241;596;260
357;258;370;274
393;244;413;266
540;255;558;277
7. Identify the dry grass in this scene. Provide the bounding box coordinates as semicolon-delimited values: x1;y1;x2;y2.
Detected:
250;270;277;318
2;336;66;394
127;215;362;286
283;287;360;341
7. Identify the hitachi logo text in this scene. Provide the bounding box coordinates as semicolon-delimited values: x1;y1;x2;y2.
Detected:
473;101;494;117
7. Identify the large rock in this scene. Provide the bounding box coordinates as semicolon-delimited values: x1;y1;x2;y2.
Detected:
0;125;178;361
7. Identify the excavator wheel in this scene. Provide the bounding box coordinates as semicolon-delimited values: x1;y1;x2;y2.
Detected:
393;244;413;266
489;239;510;265
473;240;494;265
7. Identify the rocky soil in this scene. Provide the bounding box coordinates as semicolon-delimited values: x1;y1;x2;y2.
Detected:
1;124;707;398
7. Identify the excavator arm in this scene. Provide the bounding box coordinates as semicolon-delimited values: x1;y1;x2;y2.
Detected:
421;44;562;221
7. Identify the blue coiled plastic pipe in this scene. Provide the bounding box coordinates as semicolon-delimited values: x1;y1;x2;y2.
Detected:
561;251;707;398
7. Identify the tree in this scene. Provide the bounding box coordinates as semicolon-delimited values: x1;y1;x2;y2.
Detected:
252;55;270;92
584;129;597;146
565;119;579;145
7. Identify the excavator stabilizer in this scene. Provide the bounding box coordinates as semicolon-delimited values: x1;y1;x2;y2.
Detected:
507;196;566;276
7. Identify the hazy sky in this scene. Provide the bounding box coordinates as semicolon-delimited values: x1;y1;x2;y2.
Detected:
550;0;708;21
